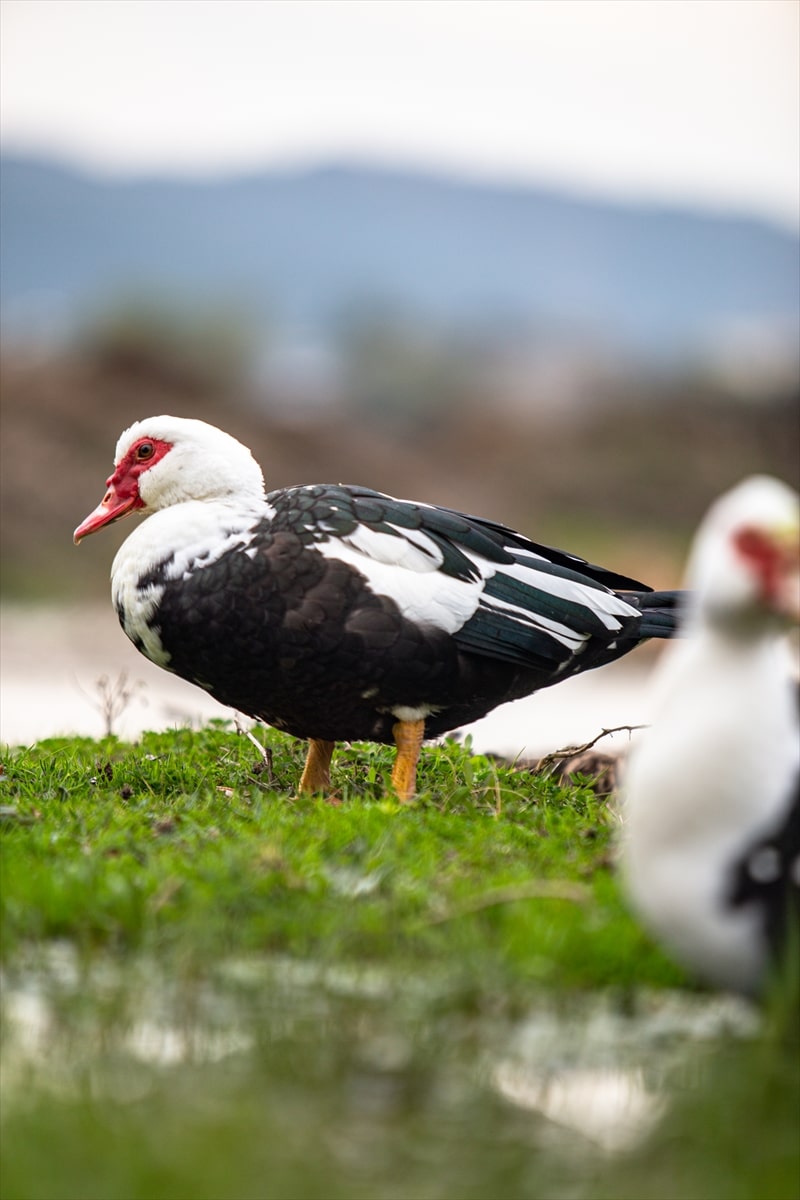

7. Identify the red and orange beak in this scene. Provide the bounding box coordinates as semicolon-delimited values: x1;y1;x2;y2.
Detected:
73;484;142;543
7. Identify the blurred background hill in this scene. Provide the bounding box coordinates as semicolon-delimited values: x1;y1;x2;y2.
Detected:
3;153;798;362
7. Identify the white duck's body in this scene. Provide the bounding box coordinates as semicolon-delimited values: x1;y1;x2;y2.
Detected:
621;475;800;995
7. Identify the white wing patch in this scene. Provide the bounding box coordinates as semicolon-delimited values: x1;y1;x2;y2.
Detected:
341;524;445;572
316;538;484;633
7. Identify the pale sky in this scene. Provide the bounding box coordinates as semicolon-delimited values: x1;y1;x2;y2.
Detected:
1;0;798;227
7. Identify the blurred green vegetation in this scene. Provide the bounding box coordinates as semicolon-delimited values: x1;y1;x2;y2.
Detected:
76;295;259;392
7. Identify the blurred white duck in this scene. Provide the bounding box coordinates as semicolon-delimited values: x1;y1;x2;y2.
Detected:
621;475;800;996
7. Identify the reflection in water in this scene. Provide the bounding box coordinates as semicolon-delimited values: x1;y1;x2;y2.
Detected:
2;944;758;1156
488;986;757;1153
3;945;781;1200
493;1063;662;1152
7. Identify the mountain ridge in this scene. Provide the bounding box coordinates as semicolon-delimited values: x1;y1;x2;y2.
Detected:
2;152;798;360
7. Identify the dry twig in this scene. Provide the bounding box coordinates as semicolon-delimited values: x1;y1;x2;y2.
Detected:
535;724;646;776
425;879;590;926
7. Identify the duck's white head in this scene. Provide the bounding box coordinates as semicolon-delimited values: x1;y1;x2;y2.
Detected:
73;416;265;543
685;475;800;634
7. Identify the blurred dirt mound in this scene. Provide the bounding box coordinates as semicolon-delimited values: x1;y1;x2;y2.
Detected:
2;348;797;600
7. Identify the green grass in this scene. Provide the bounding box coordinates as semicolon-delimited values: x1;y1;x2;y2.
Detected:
1;723;678;990
1;724;797;1200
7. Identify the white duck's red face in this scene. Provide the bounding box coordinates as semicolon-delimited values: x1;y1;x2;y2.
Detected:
731;523;800;620
73;435;174;542
73;415;266;544
686;476;800;631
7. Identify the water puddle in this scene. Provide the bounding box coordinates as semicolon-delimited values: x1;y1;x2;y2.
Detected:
488;987;757;1154
1;943;759;1182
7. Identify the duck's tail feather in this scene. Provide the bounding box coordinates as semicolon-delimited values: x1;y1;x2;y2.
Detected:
619;589;688;639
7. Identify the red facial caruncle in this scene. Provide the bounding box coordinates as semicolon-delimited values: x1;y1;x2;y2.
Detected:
732;524;800;612
73;437;173;543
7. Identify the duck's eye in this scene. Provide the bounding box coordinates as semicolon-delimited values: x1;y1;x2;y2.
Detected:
136;441;155;461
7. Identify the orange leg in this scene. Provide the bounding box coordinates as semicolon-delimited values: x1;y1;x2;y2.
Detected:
391;719;425;802
299;738;335;794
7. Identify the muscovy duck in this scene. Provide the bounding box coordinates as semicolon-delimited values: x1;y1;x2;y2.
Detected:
74;416;683;800
621;475;800;996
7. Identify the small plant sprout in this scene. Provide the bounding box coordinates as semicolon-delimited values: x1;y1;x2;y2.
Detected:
84;671;146;737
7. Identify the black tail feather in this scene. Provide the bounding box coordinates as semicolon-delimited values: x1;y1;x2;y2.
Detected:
619;589;688;639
